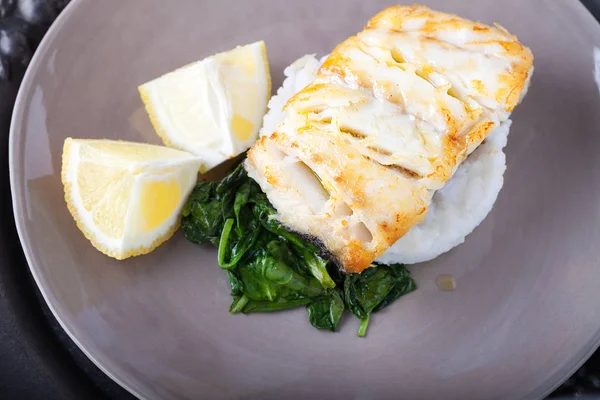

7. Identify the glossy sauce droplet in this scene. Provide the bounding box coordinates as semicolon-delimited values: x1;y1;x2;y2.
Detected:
436;274;456;291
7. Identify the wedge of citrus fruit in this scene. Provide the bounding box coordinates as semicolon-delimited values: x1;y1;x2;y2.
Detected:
61;138;203;259
139;40;271;172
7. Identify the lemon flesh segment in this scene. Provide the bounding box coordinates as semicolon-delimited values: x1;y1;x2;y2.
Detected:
140;178;182;232
62;138;203;260
139;40;271;172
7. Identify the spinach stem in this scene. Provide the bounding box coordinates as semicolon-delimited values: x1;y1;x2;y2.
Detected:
217;218;236;269
230;295;249;313
358;314;370;337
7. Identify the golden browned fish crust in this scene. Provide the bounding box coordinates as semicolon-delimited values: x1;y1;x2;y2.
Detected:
245;5;533;273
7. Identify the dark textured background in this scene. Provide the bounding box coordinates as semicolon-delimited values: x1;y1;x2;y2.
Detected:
0;1;599;399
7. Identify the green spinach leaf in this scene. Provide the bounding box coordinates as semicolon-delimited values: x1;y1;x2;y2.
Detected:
237;297;313;313
217;218;260;269
234;242;323;302
181;163;418;337
307;289;344;332
344;263;416;336
298;248;336;289
372;263;417;313
181;182;223;246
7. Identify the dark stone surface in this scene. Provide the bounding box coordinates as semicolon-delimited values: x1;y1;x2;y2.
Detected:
0;2;134;399
0;1;598;399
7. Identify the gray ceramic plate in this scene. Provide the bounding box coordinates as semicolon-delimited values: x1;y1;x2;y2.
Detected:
9;0;600;399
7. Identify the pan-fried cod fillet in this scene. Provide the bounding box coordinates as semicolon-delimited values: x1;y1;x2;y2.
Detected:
245;5;534;273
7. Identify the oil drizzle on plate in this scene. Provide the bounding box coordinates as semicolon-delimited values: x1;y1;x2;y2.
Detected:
436;274;456;291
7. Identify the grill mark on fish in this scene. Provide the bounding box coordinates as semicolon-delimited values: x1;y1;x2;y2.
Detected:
366;145;392;157
339;126;368;139
365;155;422;179
314;117;332;124
338;126;424;179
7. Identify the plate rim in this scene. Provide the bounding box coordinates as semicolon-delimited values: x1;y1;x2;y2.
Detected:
8;0;146;398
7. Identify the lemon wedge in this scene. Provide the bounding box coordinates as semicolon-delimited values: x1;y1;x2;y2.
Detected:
61;138;203;260
139;41;271;172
